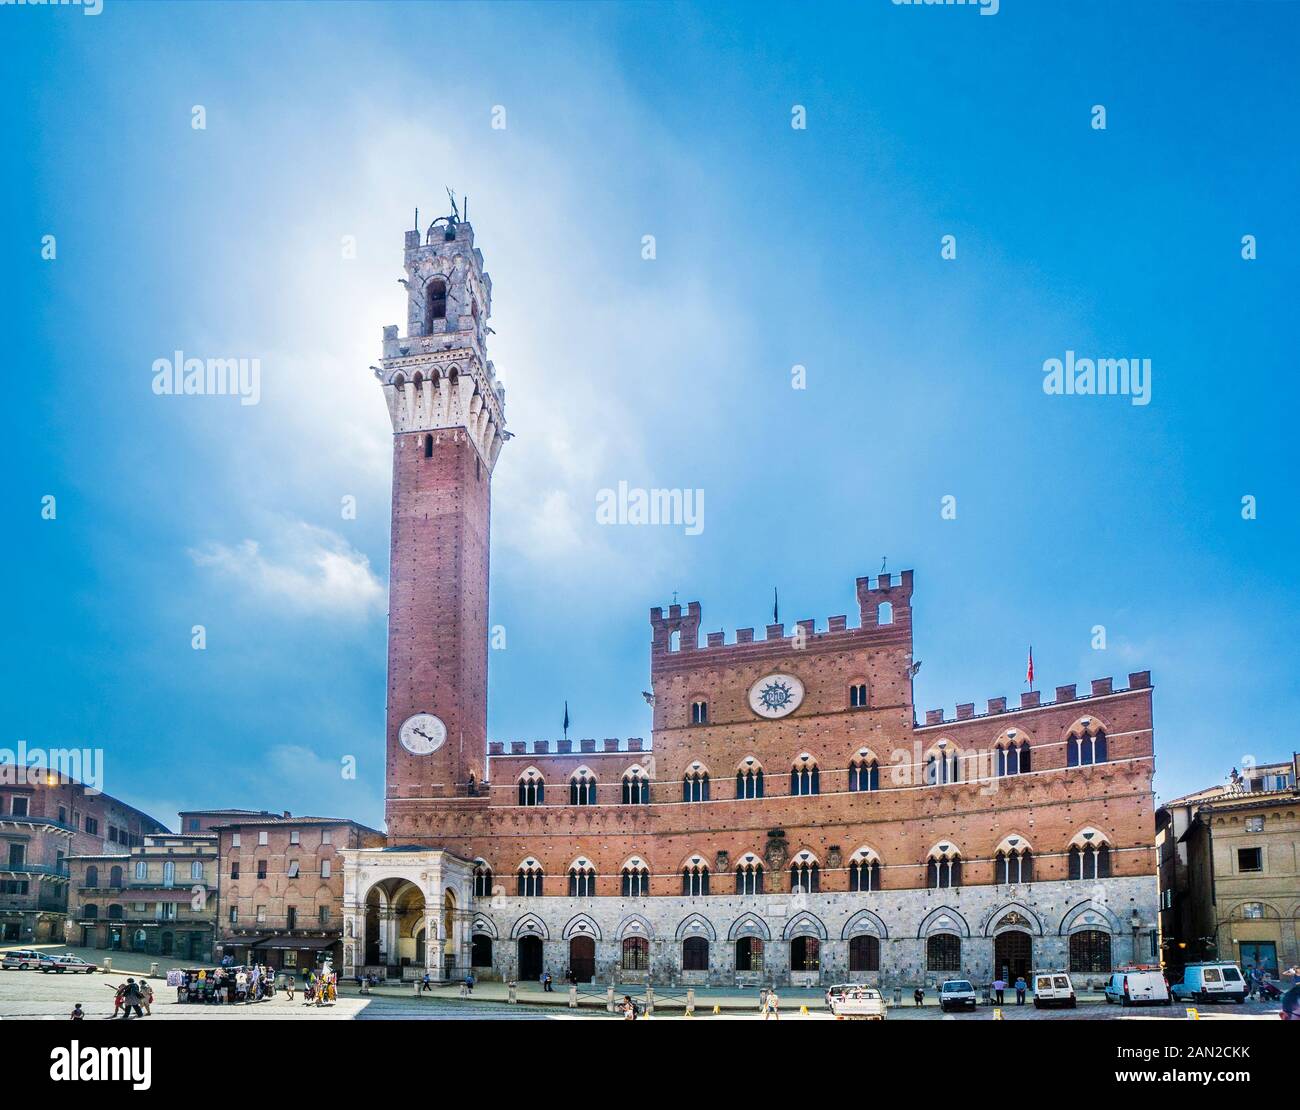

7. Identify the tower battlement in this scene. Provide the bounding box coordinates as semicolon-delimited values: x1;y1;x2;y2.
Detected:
650;571;915;658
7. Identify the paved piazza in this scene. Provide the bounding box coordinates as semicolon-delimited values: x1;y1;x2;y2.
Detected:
0;951;1282;1022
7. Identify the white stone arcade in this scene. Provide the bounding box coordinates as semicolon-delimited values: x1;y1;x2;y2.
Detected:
339;847;476;981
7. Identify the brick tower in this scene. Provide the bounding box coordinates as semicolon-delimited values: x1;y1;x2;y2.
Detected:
377;211;507;830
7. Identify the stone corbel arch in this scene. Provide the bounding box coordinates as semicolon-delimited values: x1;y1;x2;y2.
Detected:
471;915;498;939
510;912;549;940
727;913;772;942
783;910;828;941
562;913;603;941
674;912;717;942
841;908;889;941
983;902;1045;937
1058;898;1124;936
615;912;655;940
917;905;971;939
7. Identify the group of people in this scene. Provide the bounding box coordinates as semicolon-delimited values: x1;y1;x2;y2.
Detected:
991;976;1030;1005
758;987;781;1019
302;967;337;1006
174;964;276;1005
108;977;153;1019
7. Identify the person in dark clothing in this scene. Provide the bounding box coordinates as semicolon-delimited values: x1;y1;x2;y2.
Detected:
120;978;144;1019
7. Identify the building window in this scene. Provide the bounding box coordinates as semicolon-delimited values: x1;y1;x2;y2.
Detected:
190;861;203;881
621;770;649;805
568;864;597;897
289;830;300;845
996;741;1031;777
1242;902;1265;920
735;858;764;895
691;700;708;725
621;936;649;972
1245;817;1265;833
423;434;433;458
162;861;175;888
790;860;820;894
228;907;238;925
258;831;268;846
926;748;960;785
472;934;493;968
85;817;98;835
517;862;544;898
996;849;1033;885
256;905;267;923
927;850;962;889
1237;847;1263;873
927;933;962;973
473;864;493;898
682;769;710;802
425;278;447;328
791;757;820;796
321;830;332;845
681;860;710;896
735;936;764;972
320;859;331;879
318;906;330;926
517;771;545;807
230;862;240;880
790;936;820;972
735;765;764;799
849;757;879;792
256;860;268;880
134;860;147;881
82;903;99;920
1068;930;1112;973
83;866;98;887
1067;730;1108;767
682;935;709;971
849;683;868;708
287;861;300;879
285;906;297;930
569;771;597;806
1068;843;1111;880
848;935;880;972
621;861;649;897
231;833;240;848
11;796;30;817
109;866;123;888
849;855;880;892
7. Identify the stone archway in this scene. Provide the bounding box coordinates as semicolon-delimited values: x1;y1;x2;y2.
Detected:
364;878;426;976
994;929;1033;983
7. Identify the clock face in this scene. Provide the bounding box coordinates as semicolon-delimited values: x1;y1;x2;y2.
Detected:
399;713;447;755
748;673;805;719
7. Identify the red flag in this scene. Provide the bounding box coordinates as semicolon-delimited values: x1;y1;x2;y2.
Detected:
1026;647;1034;688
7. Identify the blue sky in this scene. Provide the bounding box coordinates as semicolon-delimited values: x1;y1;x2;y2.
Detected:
2;1;1296;831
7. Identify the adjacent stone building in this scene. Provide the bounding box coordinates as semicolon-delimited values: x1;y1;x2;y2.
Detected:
340;215;1161;989
1159;756;1299;978
66;832;219;961
0;772;167;943
207;810;384;972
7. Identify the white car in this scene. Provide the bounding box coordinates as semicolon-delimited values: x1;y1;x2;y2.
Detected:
825;984;887;1020
938;979;978;1012
40;953;98;974
1032;971;1077;1009
1104;968;1171;1006
1;949;53;970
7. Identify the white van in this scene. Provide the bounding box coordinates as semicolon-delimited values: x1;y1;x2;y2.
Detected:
1104;967;1171;1006
1031;971;1077;1009
1170;962;1247;1005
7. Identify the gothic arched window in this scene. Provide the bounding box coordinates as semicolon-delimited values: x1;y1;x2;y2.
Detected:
425;278;447;329
621;936;649;971
927;845;962;889
516;860;544;897
621;767;649;805
849;934;880;972
682;767;710;802
849;683;868;708
681;858;710;896
736;762;764;799
568;862;596;897
849;754;879;792
927;933;961;972
682;935;709;971
735;855;764;895
517;770;544;807
790;755;820;796
691;700;708;725
473;863;493;898
569;769;597;806
620;860;650;897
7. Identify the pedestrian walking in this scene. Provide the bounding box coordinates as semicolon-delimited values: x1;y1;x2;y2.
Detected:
70;1003;84;1021
993;977;1006;1005
767;988;780;1021
120;978;144;1020
142;981;154;1016
913;987;924;1007
621;994;637;1020
758;987;769;1017
284;975;295;1001
421;970;432;992
543;972;553;992
464;972;475;994
1014;976;1027;1005
108;982;126;1018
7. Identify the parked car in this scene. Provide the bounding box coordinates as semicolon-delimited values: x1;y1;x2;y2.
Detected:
938;979;978;1012
825;984;887;1020
1104;967;1171;1006
1170;962;1246;1004
40;953;99;974
1;949;53;970
1031;971;1077;1009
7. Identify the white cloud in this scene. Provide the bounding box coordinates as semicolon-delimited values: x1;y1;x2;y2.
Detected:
189;518;384;620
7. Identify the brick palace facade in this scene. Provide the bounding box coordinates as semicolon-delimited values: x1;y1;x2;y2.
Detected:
341;215;1159;988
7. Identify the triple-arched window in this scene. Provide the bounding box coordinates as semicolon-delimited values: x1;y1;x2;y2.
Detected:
473;862;493;898
1067;720;1108;767
681;857;710;896
790;857;820;894
927;845;962;889
790;754;820;796
849;848;881;892
517;770;544;807
926;745;960;785
735;855;764;895
736;759;764;799
622;767;649;805
682;765;710;802
849;752;879;792
569;769;597;806
1069;842;1111;879
996;738;1031;776
621;859;650;897
996;847;1034;884
568;860;597;897
516;860;544;897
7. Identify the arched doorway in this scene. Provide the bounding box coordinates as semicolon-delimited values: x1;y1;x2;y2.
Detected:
518;934;544;981
364;879;426;976
569;935;595;982
994;929;1032;983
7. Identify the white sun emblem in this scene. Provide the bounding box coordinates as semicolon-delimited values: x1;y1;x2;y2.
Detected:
748;673;805;719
